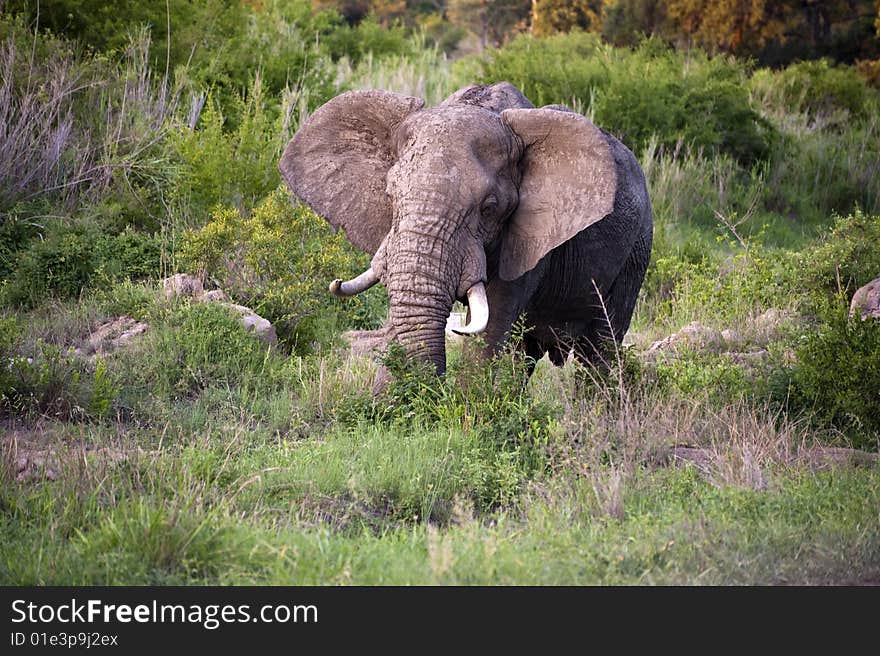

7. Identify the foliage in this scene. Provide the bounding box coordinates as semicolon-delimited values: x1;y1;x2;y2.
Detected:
178;188;381;350
531;1;604;37
337;331;559;513
777;299;880;450
2;222;163;309
125;301;273;400
480;34;774;163
663;0;880;64
750;59;879;122
166;77;290;225
446;0;531;50
793;210;880;301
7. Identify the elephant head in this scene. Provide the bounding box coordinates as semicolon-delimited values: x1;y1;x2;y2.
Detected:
279;83;622;376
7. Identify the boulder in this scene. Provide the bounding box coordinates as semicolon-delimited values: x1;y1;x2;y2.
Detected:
75;316;149;357
222;303;277;345
850;277;880;320
721;328;743;347
162;273;203;301
201;289;229;303
646;321;723;357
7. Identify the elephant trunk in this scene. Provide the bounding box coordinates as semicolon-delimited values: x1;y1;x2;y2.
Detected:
382;219;464;375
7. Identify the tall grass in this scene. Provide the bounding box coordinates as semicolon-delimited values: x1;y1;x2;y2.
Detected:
0;26;181;215
339;46;467;106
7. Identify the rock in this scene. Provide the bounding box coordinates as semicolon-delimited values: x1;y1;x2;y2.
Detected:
75;316;148;357
850;277;880;320
162;273;203;301
201;289;229;303
753;307;793;332
223;303;277;345
646;321;723;356
721;328;743;346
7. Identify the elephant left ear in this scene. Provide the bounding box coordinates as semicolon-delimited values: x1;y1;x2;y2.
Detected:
499;108;618;281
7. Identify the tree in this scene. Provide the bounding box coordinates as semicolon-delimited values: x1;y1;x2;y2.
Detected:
665;0;880;63
447;0;530;52
530;0;605;37
602;0;671;46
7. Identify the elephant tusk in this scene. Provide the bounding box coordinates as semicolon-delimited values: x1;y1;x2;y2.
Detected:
329;268;380;297
453;282;489;335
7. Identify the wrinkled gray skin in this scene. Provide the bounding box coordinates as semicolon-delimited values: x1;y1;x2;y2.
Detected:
280;82;653;383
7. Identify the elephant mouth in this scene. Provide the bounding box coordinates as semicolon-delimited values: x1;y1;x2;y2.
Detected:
328;267;489;335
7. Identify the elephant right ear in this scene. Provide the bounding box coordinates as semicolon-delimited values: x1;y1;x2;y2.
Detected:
279;90;424;254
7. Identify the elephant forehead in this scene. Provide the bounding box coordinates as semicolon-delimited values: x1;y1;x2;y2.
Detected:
404;107;516;150
399;107;521;179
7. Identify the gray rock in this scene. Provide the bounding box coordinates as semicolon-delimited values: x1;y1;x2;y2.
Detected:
850;277;880;320
201;289;229;303
162;273;204;301
223;303;277;345
646;321;723;356
75;316;149;357
721;328;743;346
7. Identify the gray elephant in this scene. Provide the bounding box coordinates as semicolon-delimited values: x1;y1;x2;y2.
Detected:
280;82;653;380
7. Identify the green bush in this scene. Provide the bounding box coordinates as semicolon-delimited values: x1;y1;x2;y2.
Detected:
3;223;98;307
777;299;880;450
178;188;383;351
97;228;164;282
337;330;558;512
751;59;879;122
480;34;774;163
323;15;414;65
646;245;796;329
2;222;164;308
794;210;880;301
166;78;289;225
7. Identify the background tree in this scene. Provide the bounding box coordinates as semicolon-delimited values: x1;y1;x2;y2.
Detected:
602;0;670;46
447;0;530;52
530;0;605;37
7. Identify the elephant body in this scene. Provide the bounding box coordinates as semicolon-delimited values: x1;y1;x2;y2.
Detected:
280;82;653;378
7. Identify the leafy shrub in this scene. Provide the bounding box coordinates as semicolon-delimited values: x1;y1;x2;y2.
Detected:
794;210;880;301
323;14;414;65
3;223;99;307
200;0;340;98
166;78;289;225
178;188;382;351
2;222;163;308
338;329;559;512
650;351;752;402
777;299;880;450
480;34;774;163
751;59;878;121
96;228;164;282
646;245;796;328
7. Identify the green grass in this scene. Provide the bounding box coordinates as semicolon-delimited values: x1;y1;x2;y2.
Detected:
3;423;877;584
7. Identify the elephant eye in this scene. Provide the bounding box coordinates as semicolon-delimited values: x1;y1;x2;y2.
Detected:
481;195;498;215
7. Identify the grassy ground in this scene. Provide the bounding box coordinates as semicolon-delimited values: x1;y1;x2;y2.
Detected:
2;343;879;585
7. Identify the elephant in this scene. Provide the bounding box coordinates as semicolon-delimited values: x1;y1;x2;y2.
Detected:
279;82;653;382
